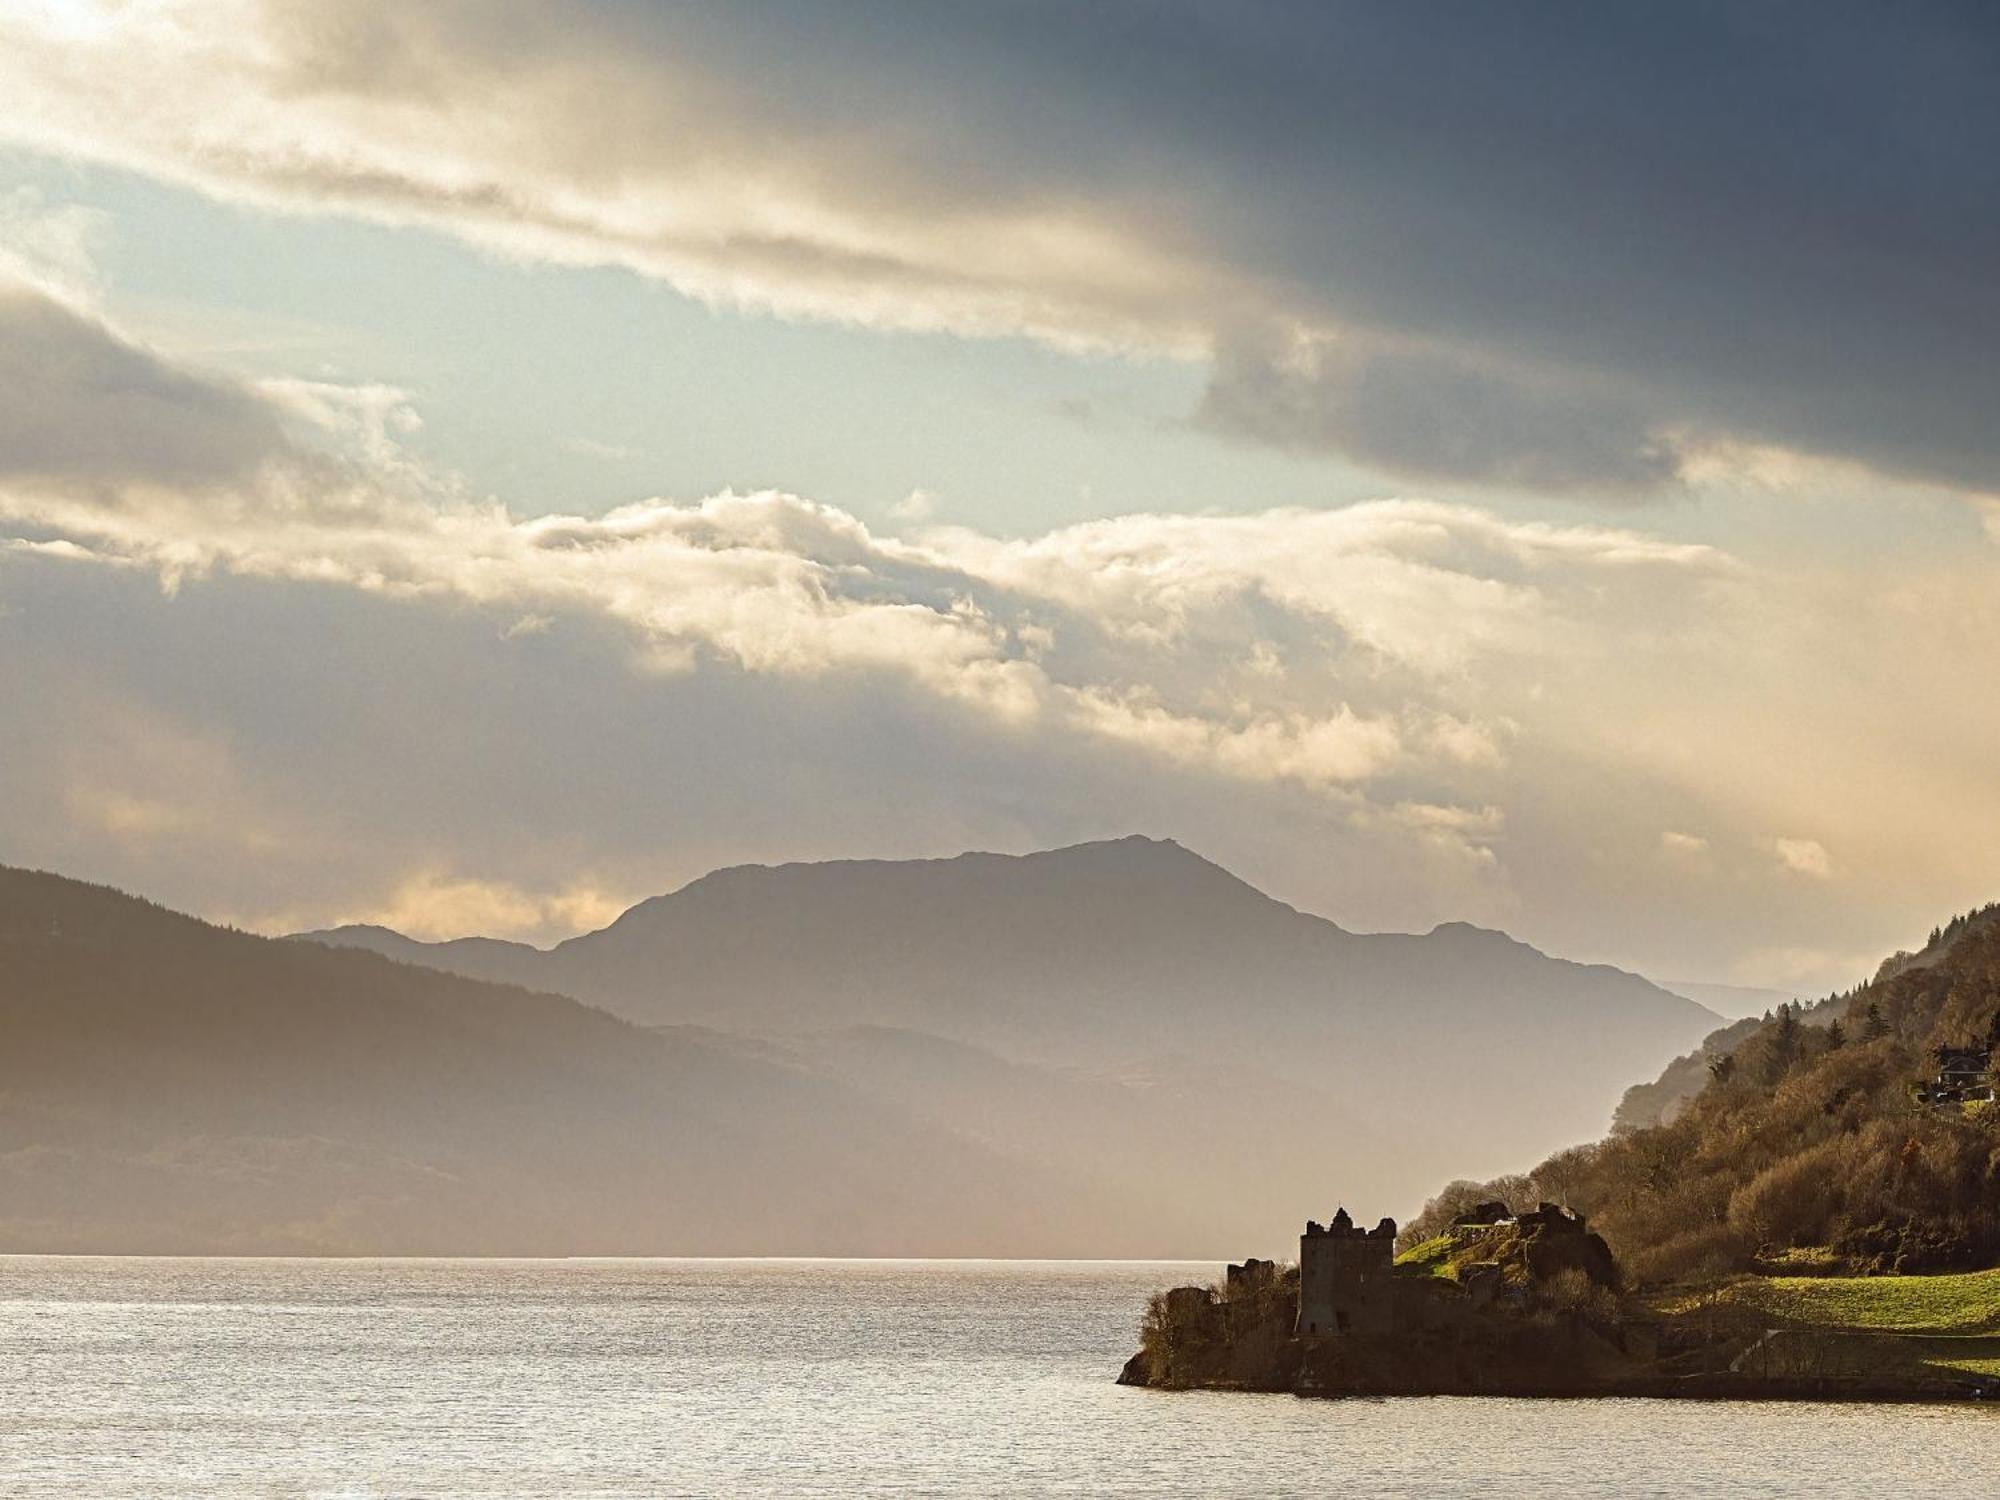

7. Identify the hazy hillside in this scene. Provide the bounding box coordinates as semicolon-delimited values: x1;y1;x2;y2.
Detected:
1613;998;1839;1134
761;1023;1435;1248
0;866;1238;1256
1406;902;2000;1282
302;836;1719;1187
1657;979;1803;1019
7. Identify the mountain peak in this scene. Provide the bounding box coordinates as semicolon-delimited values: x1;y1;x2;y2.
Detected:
301;923;403;942
595;834;1253;934
1427;920;1529;947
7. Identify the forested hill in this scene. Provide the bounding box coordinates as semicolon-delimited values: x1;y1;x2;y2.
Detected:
1408;903;2000;1283
1611;999;1839;1134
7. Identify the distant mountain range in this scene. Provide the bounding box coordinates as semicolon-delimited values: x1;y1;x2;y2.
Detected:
0;865;1141;1256
0;838;1719;1256
299;838;1717;1232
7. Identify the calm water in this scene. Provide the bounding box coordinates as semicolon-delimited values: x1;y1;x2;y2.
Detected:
1;1257;1994;1497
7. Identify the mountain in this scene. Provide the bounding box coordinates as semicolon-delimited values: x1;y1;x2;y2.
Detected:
0;865;1226;1256
0;844;1721;1256
300;836;1719;1189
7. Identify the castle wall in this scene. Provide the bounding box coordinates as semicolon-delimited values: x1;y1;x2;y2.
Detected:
1295;1215;1396;1337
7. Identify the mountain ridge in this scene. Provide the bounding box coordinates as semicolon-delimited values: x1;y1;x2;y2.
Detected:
5;846;1724;1254
296;835;1718;1177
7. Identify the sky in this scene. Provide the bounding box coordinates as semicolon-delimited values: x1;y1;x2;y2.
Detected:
2;0;1998;992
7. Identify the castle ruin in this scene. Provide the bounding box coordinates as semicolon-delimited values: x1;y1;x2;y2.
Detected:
1295;1207;1397;1337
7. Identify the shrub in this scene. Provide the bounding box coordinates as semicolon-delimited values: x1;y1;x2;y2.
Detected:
1623;1223;1751;1286
1727;1141;1844;1248
1540;1266;1621;1329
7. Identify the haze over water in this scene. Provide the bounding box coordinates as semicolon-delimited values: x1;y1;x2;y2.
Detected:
2;1257;1991;1498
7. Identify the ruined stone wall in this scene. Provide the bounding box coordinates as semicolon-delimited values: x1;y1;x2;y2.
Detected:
1295;1213;1395;1337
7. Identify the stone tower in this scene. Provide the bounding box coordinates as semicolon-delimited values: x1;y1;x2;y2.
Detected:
1295;1207;1396;1337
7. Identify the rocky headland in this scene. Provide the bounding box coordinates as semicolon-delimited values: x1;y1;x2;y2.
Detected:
1119;1203;2000;1402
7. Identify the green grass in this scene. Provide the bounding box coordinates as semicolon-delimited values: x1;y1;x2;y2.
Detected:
1393;1235;1461;1279
1637;1268;2000;1389
1657;1267;2000;1335
1913;1338;2000;1379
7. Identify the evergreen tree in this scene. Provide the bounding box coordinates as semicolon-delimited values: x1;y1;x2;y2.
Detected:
1863;1001;1889;1041
1825;1020;1846;1051
1763;1006;1803;1083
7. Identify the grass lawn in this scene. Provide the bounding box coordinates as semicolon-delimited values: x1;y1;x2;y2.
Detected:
1392;1235;1460;1279
1648;1264;2000;1360
1651;1266;2000;1336
1643;1271;2000;1388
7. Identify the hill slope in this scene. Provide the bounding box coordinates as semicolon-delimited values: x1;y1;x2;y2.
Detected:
1405;902;2000;1283
0;866;1227;1256
301;836;1718;1189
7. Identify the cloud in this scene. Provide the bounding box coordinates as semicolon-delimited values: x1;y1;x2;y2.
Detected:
2;1;1997;498
563;436;639;463
0;280;290;492
0;272;1725;819
1062;692;1402;792
1199;326;1683;498
1772;837;1833;880
331;869;629;945
11;268;2000;990
1660;831;1710;859
1387;801;1505;869
0;184;108;295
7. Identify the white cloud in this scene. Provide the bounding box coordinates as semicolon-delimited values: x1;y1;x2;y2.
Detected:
1061;692;1402;792
331;869;630;945
1660;831;1709;859
1386;801;1505;869
1771;837;1833;880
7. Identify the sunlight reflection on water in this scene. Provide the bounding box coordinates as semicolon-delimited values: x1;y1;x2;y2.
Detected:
1;1256;1994;1497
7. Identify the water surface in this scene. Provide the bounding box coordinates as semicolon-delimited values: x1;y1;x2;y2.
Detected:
1;1256;1992;1496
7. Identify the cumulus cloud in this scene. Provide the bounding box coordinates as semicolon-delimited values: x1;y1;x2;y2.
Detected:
2;0;1997;498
